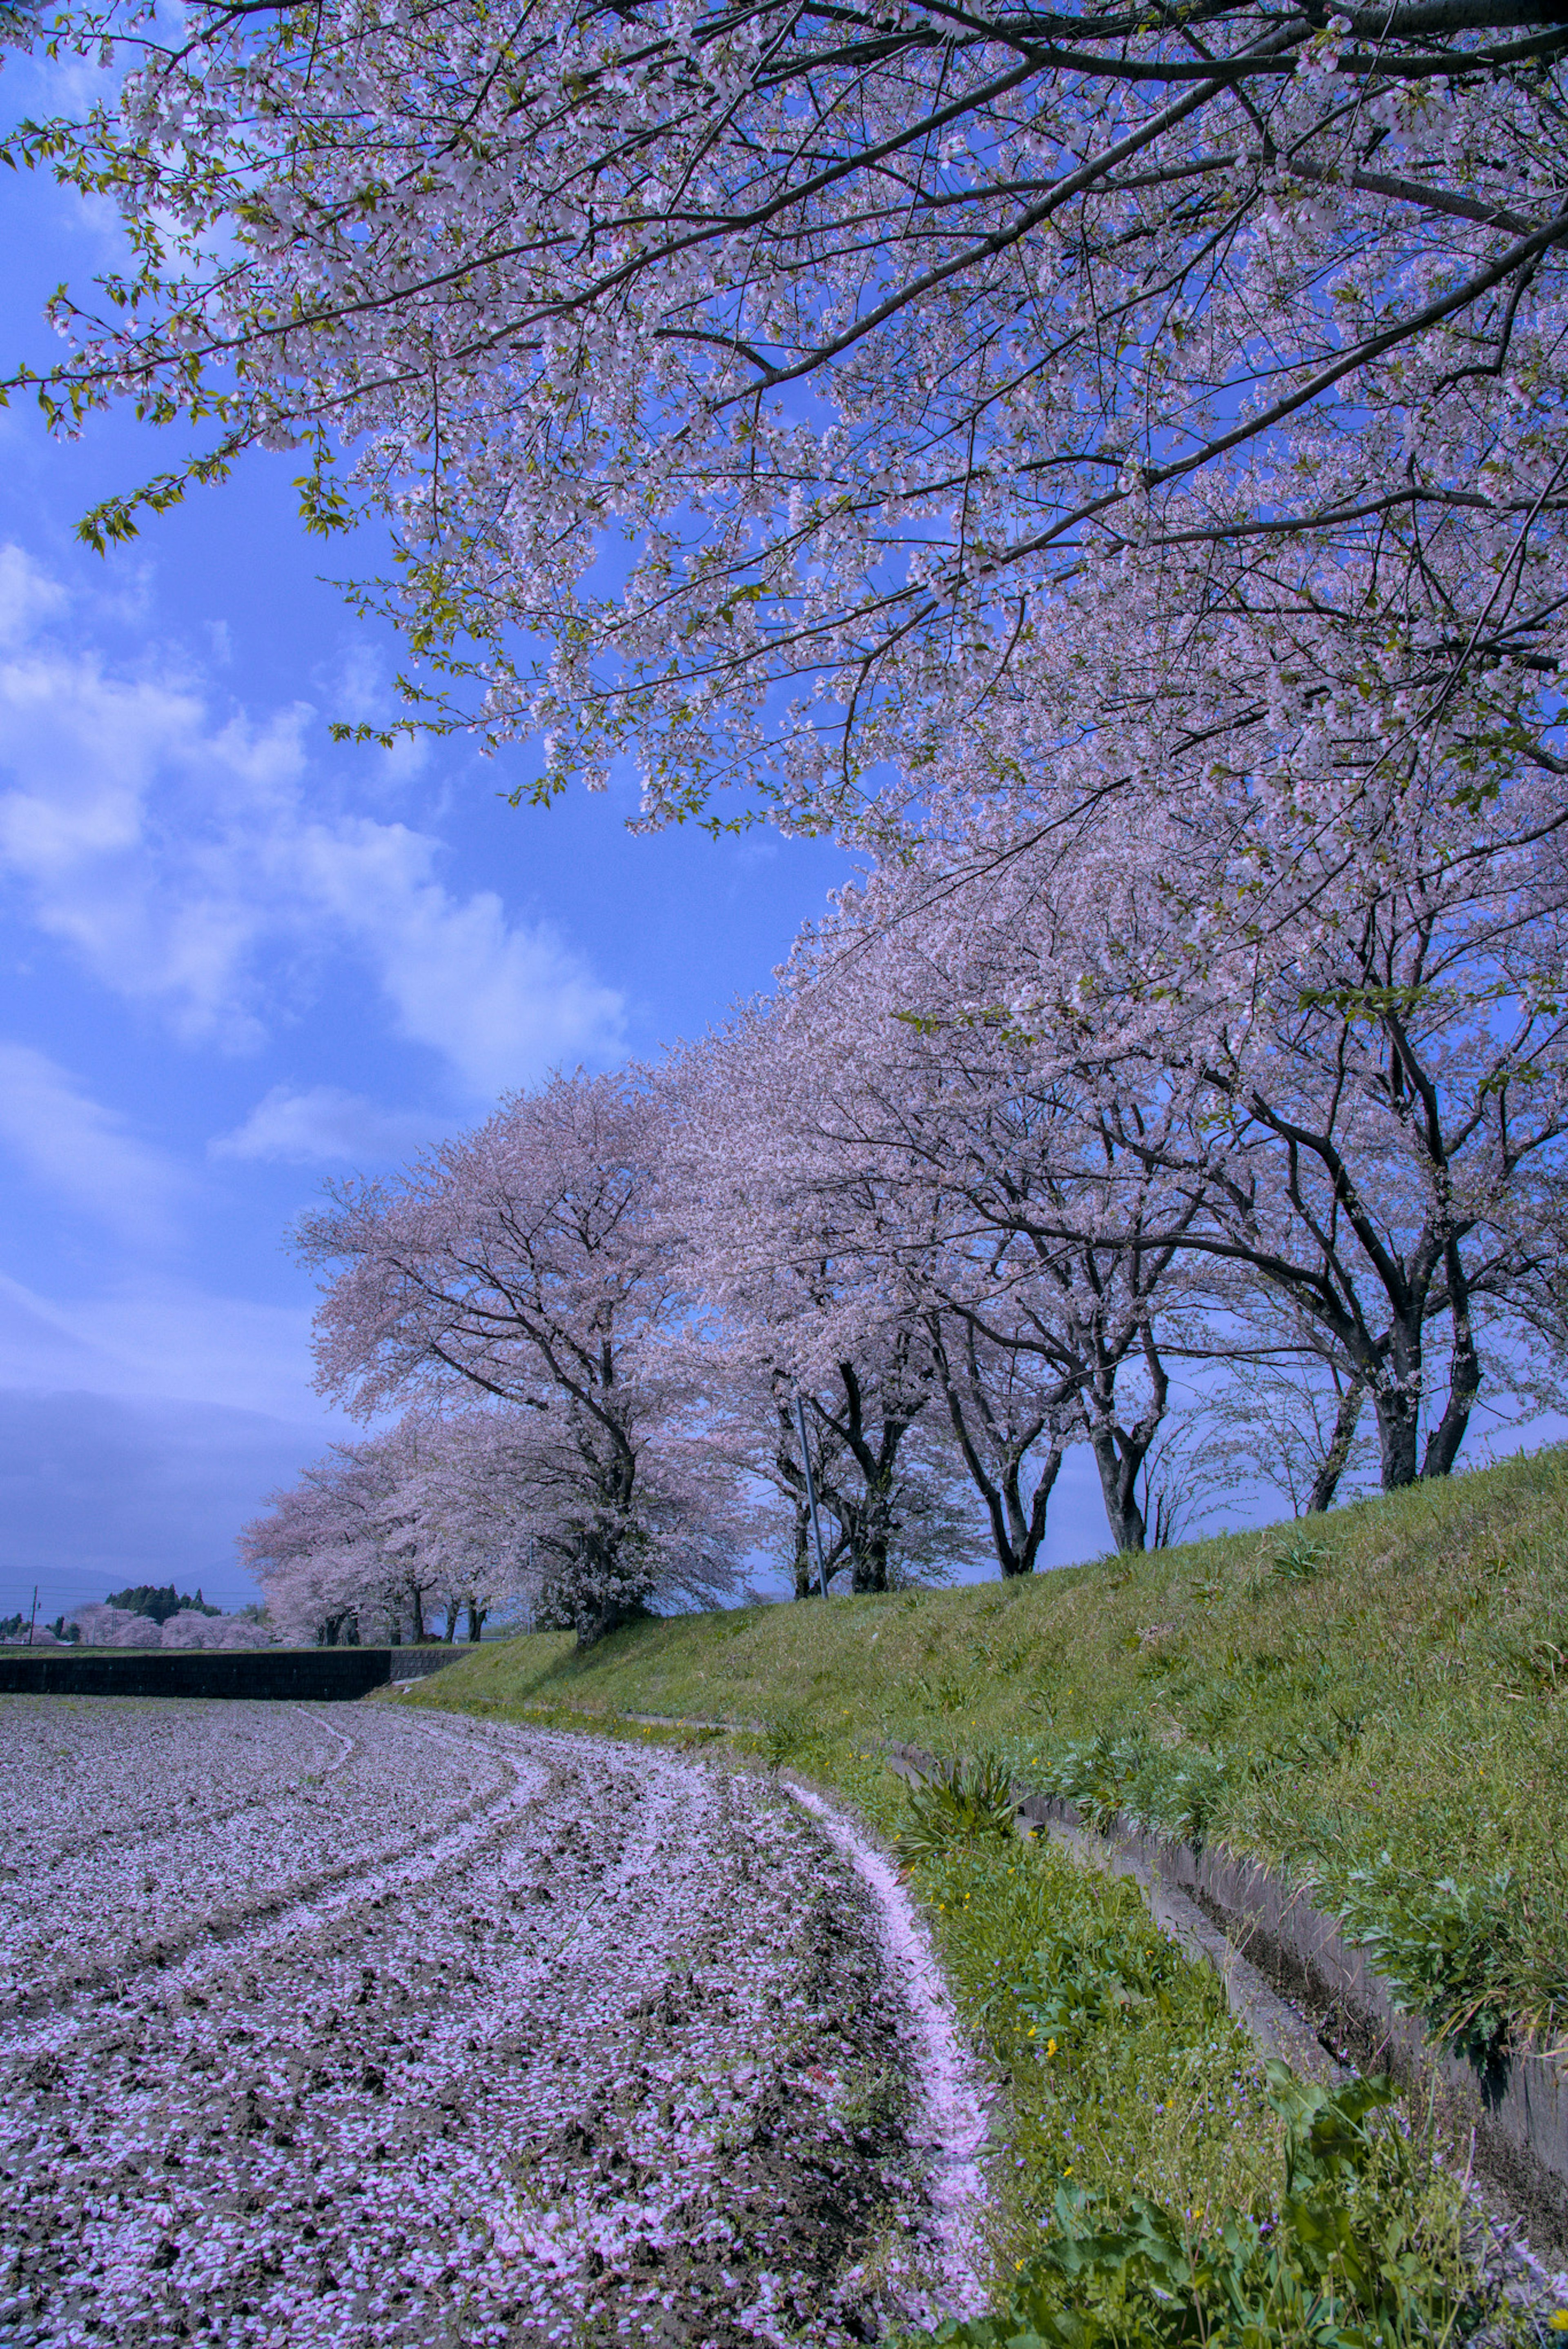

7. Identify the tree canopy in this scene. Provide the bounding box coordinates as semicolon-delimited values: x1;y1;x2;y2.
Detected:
6;0;1564;828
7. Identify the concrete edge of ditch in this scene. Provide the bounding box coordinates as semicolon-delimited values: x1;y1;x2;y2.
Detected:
886;1741;1568;2249
882;1746;1336;2086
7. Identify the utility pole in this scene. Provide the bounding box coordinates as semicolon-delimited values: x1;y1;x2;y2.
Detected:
793;1394;831;1601
25;1585;38;1647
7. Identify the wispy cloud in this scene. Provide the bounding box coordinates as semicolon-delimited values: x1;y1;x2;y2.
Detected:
0;1265;331;1421
211;1084;444;1167
0;545;67;648
0;545;626;1094
0;1043;183;1244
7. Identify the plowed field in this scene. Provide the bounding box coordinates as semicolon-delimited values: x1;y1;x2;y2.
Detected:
0;1699;982;2347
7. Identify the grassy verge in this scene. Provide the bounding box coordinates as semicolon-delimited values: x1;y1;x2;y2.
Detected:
883;1789;1488;2349
404;1444;1568;2064
394;1452;1568;2330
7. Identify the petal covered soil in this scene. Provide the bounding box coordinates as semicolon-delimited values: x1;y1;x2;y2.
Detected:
1;1699;976;2346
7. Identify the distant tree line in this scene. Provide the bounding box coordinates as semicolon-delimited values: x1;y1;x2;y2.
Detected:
105;1583;222;1625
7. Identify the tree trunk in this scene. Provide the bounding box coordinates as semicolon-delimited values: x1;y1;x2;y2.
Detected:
851;1522;891;1593
1372;1345;1422;1489
791;1510;817;1599
1001;1445;1062;1575
843;1473;895;1592
574;1592;648;1650
1088;1427;1147;1552
1422;1251;1480;1480
930;1310;1065;1577
1306;1373;1367;1514
466;1597;487;1641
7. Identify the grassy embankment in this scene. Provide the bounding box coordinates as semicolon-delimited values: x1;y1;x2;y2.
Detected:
402;1447;1568;2340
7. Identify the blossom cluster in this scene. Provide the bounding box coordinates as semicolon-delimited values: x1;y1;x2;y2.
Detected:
9;0;1564;835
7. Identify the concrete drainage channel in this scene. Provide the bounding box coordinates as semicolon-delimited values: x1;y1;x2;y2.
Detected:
884;1740;1568;2253
881;1747;1334;2084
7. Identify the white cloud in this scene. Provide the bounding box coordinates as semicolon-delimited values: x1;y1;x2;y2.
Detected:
0;1044;183;1243
0;1266;333;1422
212;1083;444;1166
295;818;625;1092
0;545;68;649
0;546;626;1092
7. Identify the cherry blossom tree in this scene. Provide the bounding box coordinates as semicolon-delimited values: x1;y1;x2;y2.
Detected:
67;1604;149;1648
809;700;1568;1492
158;1609;274;1650
242;1441;405;1645
1200;1318;1379;1518
670;1010;1099;1571
7;0;1563;835
924;1310;1076;1578
403;1416;534;1641
683;928;1209;1552
666;1017;996;1590
299;1069;738;1643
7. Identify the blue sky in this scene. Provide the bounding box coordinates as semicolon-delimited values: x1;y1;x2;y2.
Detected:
0;66;875;1616
0;67;1144;1619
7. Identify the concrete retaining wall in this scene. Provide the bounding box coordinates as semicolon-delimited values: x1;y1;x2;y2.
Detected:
0;1645;469;1701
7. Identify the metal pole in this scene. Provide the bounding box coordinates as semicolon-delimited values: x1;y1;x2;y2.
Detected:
793;1394;831;1600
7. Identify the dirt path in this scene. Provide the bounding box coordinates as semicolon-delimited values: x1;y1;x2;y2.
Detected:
0;1700;982;2347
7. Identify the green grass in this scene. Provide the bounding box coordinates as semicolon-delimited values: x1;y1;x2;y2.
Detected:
404;1444;1568;2060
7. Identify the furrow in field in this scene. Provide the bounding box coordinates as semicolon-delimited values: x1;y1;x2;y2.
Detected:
2;1704;975;2348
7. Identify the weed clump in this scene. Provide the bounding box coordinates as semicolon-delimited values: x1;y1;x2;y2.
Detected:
895;1753;1021;1864
905;2065;1484;2349
760;1707;809;1772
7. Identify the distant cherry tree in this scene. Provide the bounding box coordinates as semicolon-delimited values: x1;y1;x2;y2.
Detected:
299;1069;737;1643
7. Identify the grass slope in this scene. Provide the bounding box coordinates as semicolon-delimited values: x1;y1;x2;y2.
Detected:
408;1446;1568;2055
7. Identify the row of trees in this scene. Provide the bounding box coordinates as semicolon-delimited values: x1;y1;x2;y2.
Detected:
248;735;1568;1639
66;1603;272;1650
16;0;1566;1634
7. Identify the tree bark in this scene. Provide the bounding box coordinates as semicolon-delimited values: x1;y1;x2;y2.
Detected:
1306;1372;1368;1513
1372;1329;1423;1488
1002;1445;1062;1575
791;1511;825;1599
1421;1248;1481;1478
574;1592;648;1650
1089;1427;1149;1551
851;1511;893;1594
